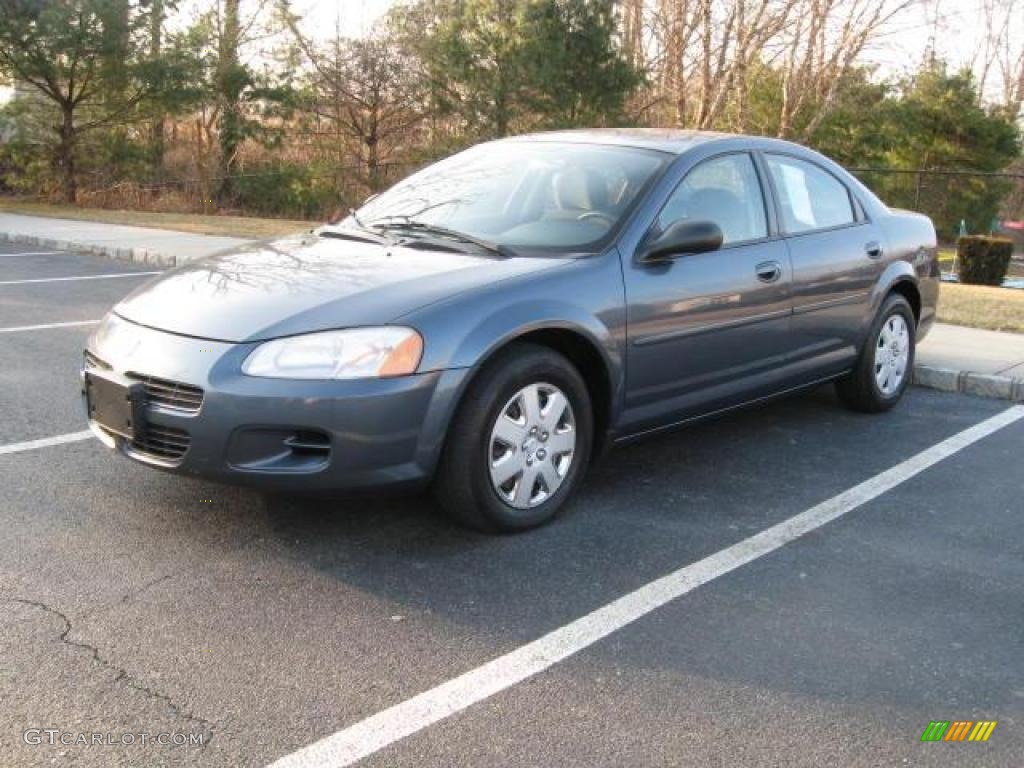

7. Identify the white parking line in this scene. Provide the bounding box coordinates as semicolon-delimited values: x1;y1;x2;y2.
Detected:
0;320;99;333
0;251;64;257
267;404;1024;768
0;430;93;456
0;272;160;285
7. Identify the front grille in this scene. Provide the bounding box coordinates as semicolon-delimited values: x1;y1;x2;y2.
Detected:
131;424;190;461
128;373;204;413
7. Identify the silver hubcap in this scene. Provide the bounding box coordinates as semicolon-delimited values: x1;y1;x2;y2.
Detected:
488;382;576;509
874;314;910;396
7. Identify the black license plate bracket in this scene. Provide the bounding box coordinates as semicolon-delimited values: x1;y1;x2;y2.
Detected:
85;373;144;439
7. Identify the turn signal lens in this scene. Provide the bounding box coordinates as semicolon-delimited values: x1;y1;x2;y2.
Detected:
379;332;423;377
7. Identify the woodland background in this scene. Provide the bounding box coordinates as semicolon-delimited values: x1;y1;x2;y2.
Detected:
1;0;1022;240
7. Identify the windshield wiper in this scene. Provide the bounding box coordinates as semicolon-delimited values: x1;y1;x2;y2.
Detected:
320;212;398;246
374;220;513;258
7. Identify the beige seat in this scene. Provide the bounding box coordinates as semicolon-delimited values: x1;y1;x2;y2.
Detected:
548;168;608;218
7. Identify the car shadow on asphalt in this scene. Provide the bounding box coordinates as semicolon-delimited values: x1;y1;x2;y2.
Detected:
236;386;1004;646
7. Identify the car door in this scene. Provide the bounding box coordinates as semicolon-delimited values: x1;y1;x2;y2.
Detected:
620;151;797;433
761;152;886;375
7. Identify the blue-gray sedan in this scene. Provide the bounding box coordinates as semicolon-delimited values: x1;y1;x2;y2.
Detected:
83;129;939;531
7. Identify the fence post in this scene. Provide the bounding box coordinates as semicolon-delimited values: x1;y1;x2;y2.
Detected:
914;171;922;210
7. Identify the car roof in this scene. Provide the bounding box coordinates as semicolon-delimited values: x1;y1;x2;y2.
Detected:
505;128;747;155
504;128;831;159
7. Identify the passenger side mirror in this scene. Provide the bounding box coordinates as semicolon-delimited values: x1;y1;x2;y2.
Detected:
639;219;723;263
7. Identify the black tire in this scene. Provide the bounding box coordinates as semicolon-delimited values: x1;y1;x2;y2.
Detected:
433;343;593;533
836;293;916;413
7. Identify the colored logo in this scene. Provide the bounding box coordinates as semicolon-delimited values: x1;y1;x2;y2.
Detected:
921;721;997;742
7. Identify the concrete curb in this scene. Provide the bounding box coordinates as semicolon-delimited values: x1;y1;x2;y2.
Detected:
912;364;1024;402
1;230;186;267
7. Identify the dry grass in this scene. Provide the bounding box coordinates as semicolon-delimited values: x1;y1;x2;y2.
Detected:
938;282;1024;333
0;200;313;239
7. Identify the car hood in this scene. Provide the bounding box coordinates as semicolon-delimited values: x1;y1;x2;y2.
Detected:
114;232;562;342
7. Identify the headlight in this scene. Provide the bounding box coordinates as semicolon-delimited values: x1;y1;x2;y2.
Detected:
242;327;423;380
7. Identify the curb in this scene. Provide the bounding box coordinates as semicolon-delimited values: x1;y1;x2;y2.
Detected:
912;364;1024;402
1;231;185;267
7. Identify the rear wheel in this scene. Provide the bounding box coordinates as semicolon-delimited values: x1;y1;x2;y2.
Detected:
433;343;592;533
836;293;915;412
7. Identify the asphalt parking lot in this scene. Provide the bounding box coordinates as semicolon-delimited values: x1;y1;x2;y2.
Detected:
1;241;1022;768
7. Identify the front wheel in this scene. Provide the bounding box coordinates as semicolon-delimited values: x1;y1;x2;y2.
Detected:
836;293;916;413
433;343;593;533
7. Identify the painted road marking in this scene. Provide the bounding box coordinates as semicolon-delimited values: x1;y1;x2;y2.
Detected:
0;251;65;257
0;272;160;285
267;405;1024;768
0;320;99;333
0;430;93;456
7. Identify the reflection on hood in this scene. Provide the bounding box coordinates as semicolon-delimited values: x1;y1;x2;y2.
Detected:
113;231;560;342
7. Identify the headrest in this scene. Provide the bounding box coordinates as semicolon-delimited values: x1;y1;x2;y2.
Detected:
552;168;607;211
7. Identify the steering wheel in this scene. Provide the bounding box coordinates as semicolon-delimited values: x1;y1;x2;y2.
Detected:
577;211;615;226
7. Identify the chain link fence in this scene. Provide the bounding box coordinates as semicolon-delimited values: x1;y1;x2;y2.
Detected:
0;161;424;222
850;168;1024;250
3;157;1024;253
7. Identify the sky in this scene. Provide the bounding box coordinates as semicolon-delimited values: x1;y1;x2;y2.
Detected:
298;0;398;38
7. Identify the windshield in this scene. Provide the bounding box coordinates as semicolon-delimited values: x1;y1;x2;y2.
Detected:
352;141;670;252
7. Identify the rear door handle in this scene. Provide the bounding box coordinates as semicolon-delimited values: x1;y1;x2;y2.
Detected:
865;241;883;259
755;261;782;283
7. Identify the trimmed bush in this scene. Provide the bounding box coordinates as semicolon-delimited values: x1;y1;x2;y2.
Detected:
956;236;1013;286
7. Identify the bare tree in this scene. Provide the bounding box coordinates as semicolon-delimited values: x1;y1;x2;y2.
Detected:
636;0;915;136
648;0;797;129
620;0;646;69
973;0;1024;118
283;9;423;192
777;0;917;140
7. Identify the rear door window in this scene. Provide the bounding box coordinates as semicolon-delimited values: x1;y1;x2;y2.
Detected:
765;154;855;234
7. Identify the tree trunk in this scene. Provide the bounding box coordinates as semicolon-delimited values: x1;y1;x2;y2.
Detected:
57;106;77;204
149;0;166;172
217;0;242;202
494;87;509;137
366;134;380;191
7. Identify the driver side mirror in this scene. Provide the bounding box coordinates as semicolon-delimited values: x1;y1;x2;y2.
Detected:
638;219;723;263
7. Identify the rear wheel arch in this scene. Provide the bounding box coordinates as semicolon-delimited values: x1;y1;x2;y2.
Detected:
837;292;916;413
869;261;919;324
888;279;921;326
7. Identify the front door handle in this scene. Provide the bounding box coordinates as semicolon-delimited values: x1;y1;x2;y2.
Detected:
755;260;782;283
865;241;883;259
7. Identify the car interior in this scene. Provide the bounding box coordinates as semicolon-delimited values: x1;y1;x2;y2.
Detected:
359;144;666;250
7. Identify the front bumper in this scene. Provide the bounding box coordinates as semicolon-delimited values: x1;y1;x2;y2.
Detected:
83;315;464;492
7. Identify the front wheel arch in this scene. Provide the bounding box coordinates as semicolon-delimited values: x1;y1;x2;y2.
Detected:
432;341;595;532
443;323;618;463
